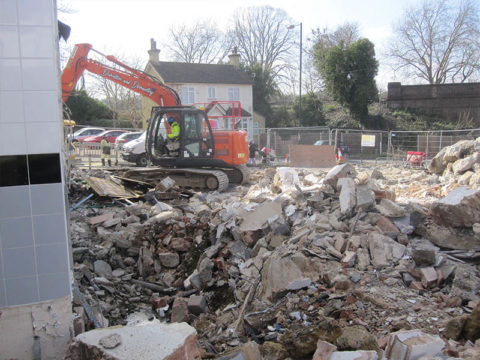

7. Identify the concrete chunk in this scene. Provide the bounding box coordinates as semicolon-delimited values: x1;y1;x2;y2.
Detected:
430;187;480;227
324;163;357;187
420;267;438;288
385;330;444;360
71;322;200;360
376;199;406;218
368;233;406;269
356;185;375;211
338;178;357;216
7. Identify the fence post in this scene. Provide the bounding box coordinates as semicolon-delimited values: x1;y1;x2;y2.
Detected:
334;129;338;151
88;151;91;170
426;132;429;159
387;131;392;162
439;130;443;153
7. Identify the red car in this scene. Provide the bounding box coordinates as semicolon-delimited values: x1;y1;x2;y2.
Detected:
82;130;129;143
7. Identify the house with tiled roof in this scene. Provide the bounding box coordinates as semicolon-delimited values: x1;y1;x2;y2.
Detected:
142;40;264;140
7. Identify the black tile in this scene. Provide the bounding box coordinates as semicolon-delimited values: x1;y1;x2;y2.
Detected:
28;153;61;185
0;155;28;187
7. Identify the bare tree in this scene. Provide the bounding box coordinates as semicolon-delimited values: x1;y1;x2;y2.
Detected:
387;0;480;84
87;51;145;128
231;6;295;77
164;20;232;64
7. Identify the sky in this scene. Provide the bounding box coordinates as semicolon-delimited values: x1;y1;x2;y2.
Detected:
59;0;421;90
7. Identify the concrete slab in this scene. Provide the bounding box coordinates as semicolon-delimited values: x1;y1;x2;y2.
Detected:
72;321;200;360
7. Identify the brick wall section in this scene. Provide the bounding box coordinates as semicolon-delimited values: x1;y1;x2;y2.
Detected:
387;82;480;123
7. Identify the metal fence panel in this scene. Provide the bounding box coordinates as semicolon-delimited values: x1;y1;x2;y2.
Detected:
332;129;389;160
388;128;480;162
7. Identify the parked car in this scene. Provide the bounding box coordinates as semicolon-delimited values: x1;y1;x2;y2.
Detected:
121;132;148;167
314;140;349;155
71;127;105;142
115;131;143;150
82;130;129;144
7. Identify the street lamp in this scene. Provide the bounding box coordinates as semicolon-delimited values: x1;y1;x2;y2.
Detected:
288;22;302;122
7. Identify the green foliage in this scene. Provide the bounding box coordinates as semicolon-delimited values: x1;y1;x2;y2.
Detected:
315;38;378;125
65;90;115;125
271;105;296;127
294;92;326;126
244;63;279;127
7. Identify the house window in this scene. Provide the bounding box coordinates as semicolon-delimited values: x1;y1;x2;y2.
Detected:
208;87;216;99
181;87;195;104
253;121;259;135
228;87;239;101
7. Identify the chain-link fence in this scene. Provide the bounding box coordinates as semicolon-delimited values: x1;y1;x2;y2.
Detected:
331;129;389;161
388;128;480;162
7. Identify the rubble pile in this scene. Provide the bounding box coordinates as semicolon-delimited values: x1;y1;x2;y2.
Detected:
68;162;480;359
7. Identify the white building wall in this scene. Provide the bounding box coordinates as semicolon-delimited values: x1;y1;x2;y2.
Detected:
0;0;73;357
170;83;253;114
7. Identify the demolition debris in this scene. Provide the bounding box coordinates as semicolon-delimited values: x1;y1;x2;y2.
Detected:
67;138;480;359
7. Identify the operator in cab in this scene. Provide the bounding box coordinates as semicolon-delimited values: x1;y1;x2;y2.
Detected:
166;116;180;156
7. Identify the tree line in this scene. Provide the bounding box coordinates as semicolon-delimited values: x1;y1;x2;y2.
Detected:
66;0;480;130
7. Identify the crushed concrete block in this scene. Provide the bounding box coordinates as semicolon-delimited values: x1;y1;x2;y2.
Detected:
430;187;480;227
341;251;357;268
336;326;380;351
463;303;480;342
157;176;176;191
356;185;375;211
312;340;337;360
197;257;214;286
338;178;357;215
412;247;436;267
329;350;379;360
88;213;114;225
239;201;282;232
368;233;406;269
71;321;200;360
385;330;445;360
324;163;357;187
375;216;400;238
356;248;370;271
94;260;113;278
285;278;312;291
334;235;348;253
187;295;207;315
420;267;438;288
158;252;180;268
376;199;406;218
171;297;189;323
452;153;480;174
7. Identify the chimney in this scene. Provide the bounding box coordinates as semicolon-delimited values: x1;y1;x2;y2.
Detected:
229;46;240;69
148;38;160;62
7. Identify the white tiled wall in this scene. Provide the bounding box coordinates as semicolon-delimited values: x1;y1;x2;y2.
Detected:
0;0;71;307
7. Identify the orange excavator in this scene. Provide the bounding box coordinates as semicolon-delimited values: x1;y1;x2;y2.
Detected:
61;43;249;191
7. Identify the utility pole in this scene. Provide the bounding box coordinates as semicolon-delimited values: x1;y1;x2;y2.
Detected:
288;23;303;122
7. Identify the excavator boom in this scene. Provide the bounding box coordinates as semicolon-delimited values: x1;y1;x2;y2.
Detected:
61;43;180;106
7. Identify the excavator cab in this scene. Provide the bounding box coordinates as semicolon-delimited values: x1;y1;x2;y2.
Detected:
147;106;217;167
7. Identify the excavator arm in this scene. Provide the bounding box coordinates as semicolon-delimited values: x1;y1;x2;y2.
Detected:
61;43;180;106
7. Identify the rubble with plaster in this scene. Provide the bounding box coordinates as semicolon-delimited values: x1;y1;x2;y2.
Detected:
67;139;480;359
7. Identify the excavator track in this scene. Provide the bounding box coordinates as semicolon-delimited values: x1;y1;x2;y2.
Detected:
120;167;229;192
221;165;250;184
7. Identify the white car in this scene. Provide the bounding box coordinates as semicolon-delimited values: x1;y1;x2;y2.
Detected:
115;131;143;150
121;132;148;166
